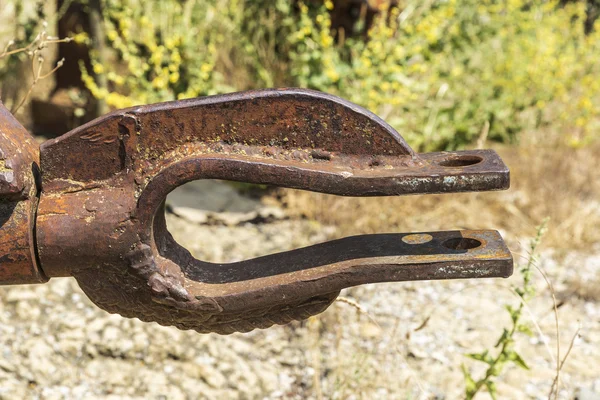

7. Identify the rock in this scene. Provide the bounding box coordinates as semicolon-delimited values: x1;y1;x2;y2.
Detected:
0;359;15;373
102;326;121;343
360;322;381;338
198;364;227;388
15;301;40;320
27;340;57;381
0;377;29;400
576;387;600;400
167;180;260;213
5;289;38;303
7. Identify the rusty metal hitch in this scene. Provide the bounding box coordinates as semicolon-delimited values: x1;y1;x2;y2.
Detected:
0;89;512;334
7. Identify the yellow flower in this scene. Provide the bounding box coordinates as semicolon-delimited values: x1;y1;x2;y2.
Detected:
149;47;165;67
325;68;339;82
201;63;213;73
320;32;333;47
170;51;182;65
107;30;118;42
165;38;177;50
152;76;167;90
579;97;593;111
426;30;438;44
119;18;131;31
106;92;134;109
450;66;462;77
72;32;89;44
93;63;104;74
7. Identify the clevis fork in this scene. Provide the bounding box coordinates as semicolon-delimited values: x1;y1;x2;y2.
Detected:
0;88;512;334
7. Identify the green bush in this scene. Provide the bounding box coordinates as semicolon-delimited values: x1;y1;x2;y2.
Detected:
83;0;600;150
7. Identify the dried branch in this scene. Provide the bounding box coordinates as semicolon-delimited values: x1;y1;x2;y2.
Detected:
0;22;72;114
548;325;581;399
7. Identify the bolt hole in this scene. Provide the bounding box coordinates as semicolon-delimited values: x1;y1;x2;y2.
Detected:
438;156;483;167
402;233;433;245
443;237;482;251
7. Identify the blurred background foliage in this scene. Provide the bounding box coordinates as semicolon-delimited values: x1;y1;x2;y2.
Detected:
1;0;599;151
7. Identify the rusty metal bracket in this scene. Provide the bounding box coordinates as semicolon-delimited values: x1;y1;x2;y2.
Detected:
0;89;512;334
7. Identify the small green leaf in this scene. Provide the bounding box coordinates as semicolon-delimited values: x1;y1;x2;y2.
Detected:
508;351;530;370
489;362;504;377
467;350;487;362
461;364;476;394
486;381;498;400
495;329;510;347
504;304;521;323
517;323;534;337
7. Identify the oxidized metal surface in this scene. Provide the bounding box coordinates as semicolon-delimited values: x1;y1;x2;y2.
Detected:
2;88;512;333
0;102;45;284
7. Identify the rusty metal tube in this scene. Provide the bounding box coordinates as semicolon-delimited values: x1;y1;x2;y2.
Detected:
0;102;46;285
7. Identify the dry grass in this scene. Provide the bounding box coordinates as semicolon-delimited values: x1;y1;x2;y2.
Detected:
281;129;600;254
562;272;600;302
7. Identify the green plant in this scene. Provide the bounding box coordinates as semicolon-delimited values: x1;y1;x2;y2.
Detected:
81;0;600;150
462;218;549;400
285;0;600;150
81;0;233;109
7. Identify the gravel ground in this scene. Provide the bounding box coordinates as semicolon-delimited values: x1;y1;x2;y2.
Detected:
1;182;599;399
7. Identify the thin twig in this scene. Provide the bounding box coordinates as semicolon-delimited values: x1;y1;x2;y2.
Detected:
0;43;33;58
39;58;65;79
476;120;490;149
548;325;581;399
533;263;561;399
2;24;70;114
43;38;73;45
